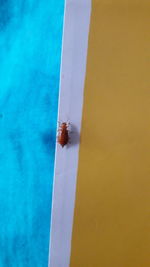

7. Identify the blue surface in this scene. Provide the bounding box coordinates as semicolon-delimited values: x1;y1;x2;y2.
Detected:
0;0;64;266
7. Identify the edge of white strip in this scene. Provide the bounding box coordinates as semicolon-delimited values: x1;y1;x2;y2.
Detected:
49;0;91;266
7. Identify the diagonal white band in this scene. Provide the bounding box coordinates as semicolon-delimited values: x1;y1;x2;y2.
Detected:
49;0;91;266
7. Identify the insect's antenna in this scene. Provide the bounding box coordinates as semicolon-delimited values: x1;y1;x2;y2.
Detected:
67;117;70;123
65;117;70;126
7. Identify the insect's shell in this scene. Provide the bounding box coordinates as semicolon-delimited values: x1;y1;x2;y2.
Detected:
57;122;69;147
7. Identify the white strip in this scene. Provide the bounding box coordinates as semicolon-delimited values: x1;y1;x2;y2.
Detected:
49;0;91;266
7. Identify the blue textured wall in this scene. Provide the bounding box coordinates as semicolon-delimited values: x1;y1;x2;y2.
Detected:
0;0;64;266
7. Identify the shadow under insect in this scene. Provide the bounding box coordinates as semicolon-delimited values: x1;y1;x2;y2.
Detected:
67;124;80;148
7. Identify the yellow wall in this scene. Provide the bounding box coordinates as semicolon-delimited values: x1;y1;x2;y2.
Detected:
70;1;150;266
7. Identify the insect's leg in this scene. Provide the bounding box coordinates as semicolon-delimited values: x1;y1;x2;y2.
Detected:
58;119;64;125
66;122;71;131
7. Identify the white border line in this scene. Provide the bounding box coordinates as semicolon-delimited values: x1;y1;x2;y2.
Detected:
49;0;91;266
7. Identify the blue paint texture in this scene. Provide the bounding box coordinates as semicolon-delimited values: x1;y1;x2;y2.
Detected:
0;0;64;266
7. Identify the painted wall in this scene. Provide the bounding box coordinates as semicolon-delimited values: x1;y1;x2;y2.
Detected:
0;1;64;266
70;0;150;266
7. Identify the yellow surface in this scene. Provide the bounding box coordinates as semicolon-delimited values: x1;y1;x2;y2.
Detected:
70;1;150;267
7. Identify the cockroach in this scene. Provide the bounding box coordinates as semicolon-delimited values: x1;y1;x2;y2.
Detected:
57;122;69;147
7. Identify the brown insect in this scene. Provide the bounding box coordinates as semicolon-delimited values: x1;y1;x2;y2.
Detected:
57;122;69;147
